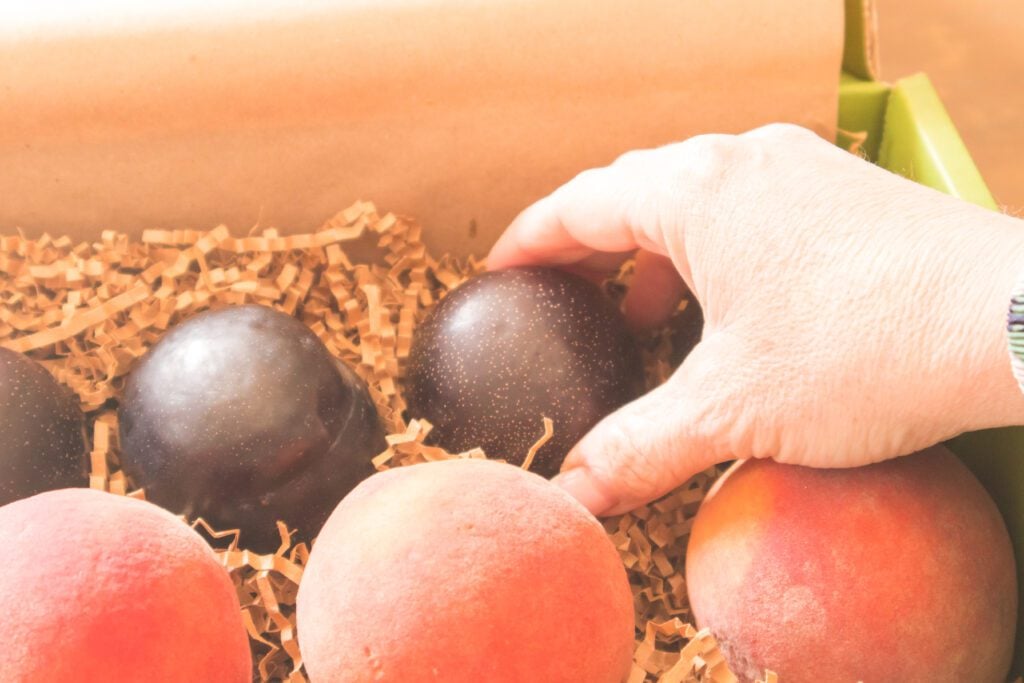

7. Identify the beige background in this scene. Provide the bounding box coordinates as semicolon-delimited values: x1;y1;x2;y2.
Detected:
878;0;1024;215
2;2;1019;236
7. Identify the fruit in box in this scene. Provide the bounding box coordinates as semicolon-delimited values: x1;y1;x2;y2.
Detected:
119;304;386;551
405;267;644;477
0;348;87;505
0;488;251;682
686;447;1017;682
297;458;635;682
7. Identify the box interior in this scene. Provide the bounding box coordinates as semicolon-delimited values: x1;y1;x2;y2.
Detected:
4;0;1022;674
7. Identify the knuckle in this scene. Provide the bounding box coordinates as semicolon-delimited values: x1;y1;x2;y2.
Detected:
639;134;745;205
744;122;816;143
613;134;745;195
678;133;741;163
550;167;613;212
564;166;608;193
736;124;817;170
612;147;656;169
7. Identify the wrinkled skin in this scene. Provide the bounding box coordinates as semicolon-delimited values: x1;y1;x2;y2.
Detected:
489;123;1024;516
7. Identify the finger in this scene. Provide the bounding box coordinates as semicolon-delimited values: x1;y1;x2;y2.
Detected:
486;164;670;272
622;250;687;330
552;337;734;516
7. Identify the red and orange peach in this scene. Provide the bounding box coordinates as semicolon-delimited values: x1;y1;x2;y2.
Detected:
686;446;1017;682
297;458;635;682
0;488;251;682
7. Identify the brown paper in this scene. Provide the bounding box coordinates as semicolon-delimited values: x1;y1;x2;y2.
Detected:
0;1;843;254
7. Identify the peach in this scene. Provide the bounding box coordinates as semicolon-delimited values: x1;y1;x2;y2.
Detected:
0;488;251;682
296;458;635;682
686;446;1017;682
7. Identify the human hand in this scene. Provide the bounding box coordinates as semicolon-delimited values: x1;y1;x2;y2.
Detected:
487;124;1024;516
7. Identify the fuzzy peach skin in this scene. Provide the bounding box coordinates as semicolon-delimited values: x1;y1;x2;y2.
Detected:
0;488;251;682
685;446;1017;683
296;458;635;682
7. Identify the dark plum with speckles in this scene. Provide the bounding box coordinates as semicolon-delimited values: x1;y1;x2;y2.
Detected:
118;305;386;552
670;299;703;368
405;267;645;477
0;348;88;505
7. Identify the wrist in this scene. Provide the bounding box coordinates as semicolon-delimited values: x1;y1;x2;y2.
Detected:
950;210;1024;432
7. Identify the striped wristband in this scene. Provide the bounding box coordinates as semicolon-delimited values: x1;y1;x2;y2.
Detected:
1008;281;1024;389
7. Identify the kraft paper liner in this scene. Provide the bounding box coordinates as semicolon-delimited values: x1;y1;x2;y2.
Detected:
2;202;756;681
0;1;844;255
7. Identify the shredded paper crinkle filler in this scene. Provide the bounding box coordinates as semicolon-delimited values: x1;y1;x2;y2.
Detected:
0;202;775;682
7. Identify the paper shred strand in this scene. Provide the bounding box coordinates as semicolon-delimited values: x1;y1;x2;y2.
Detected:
520;417;554;473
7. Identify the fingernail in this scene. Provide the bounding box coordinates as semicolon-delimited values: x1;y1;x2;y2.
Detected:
551;468;619;517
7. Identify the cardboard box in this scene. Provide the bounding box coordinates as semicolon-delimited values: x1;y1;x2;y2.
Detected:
3;0;1022;676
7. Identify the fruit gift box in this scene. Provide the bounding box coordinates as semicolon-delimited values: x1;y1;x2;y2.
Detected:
1;1;1022;681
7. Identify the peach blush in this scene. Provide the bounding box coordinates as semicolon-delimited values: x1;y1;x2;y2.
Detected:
686;447;1017;683
297;458;636;682
1;488;251;682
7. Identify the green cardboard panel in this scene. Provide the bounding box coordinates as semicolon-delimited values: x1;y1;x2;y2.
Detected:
838;73;889;160
878;73;998;208
842;0;877;80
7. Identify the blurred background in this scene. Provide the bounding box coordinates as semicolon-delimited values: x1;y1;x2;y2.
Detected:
879;0;1024;214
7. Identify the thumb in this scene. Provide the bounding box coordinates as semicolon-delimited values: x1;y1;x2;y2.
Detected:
552;338;734;516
